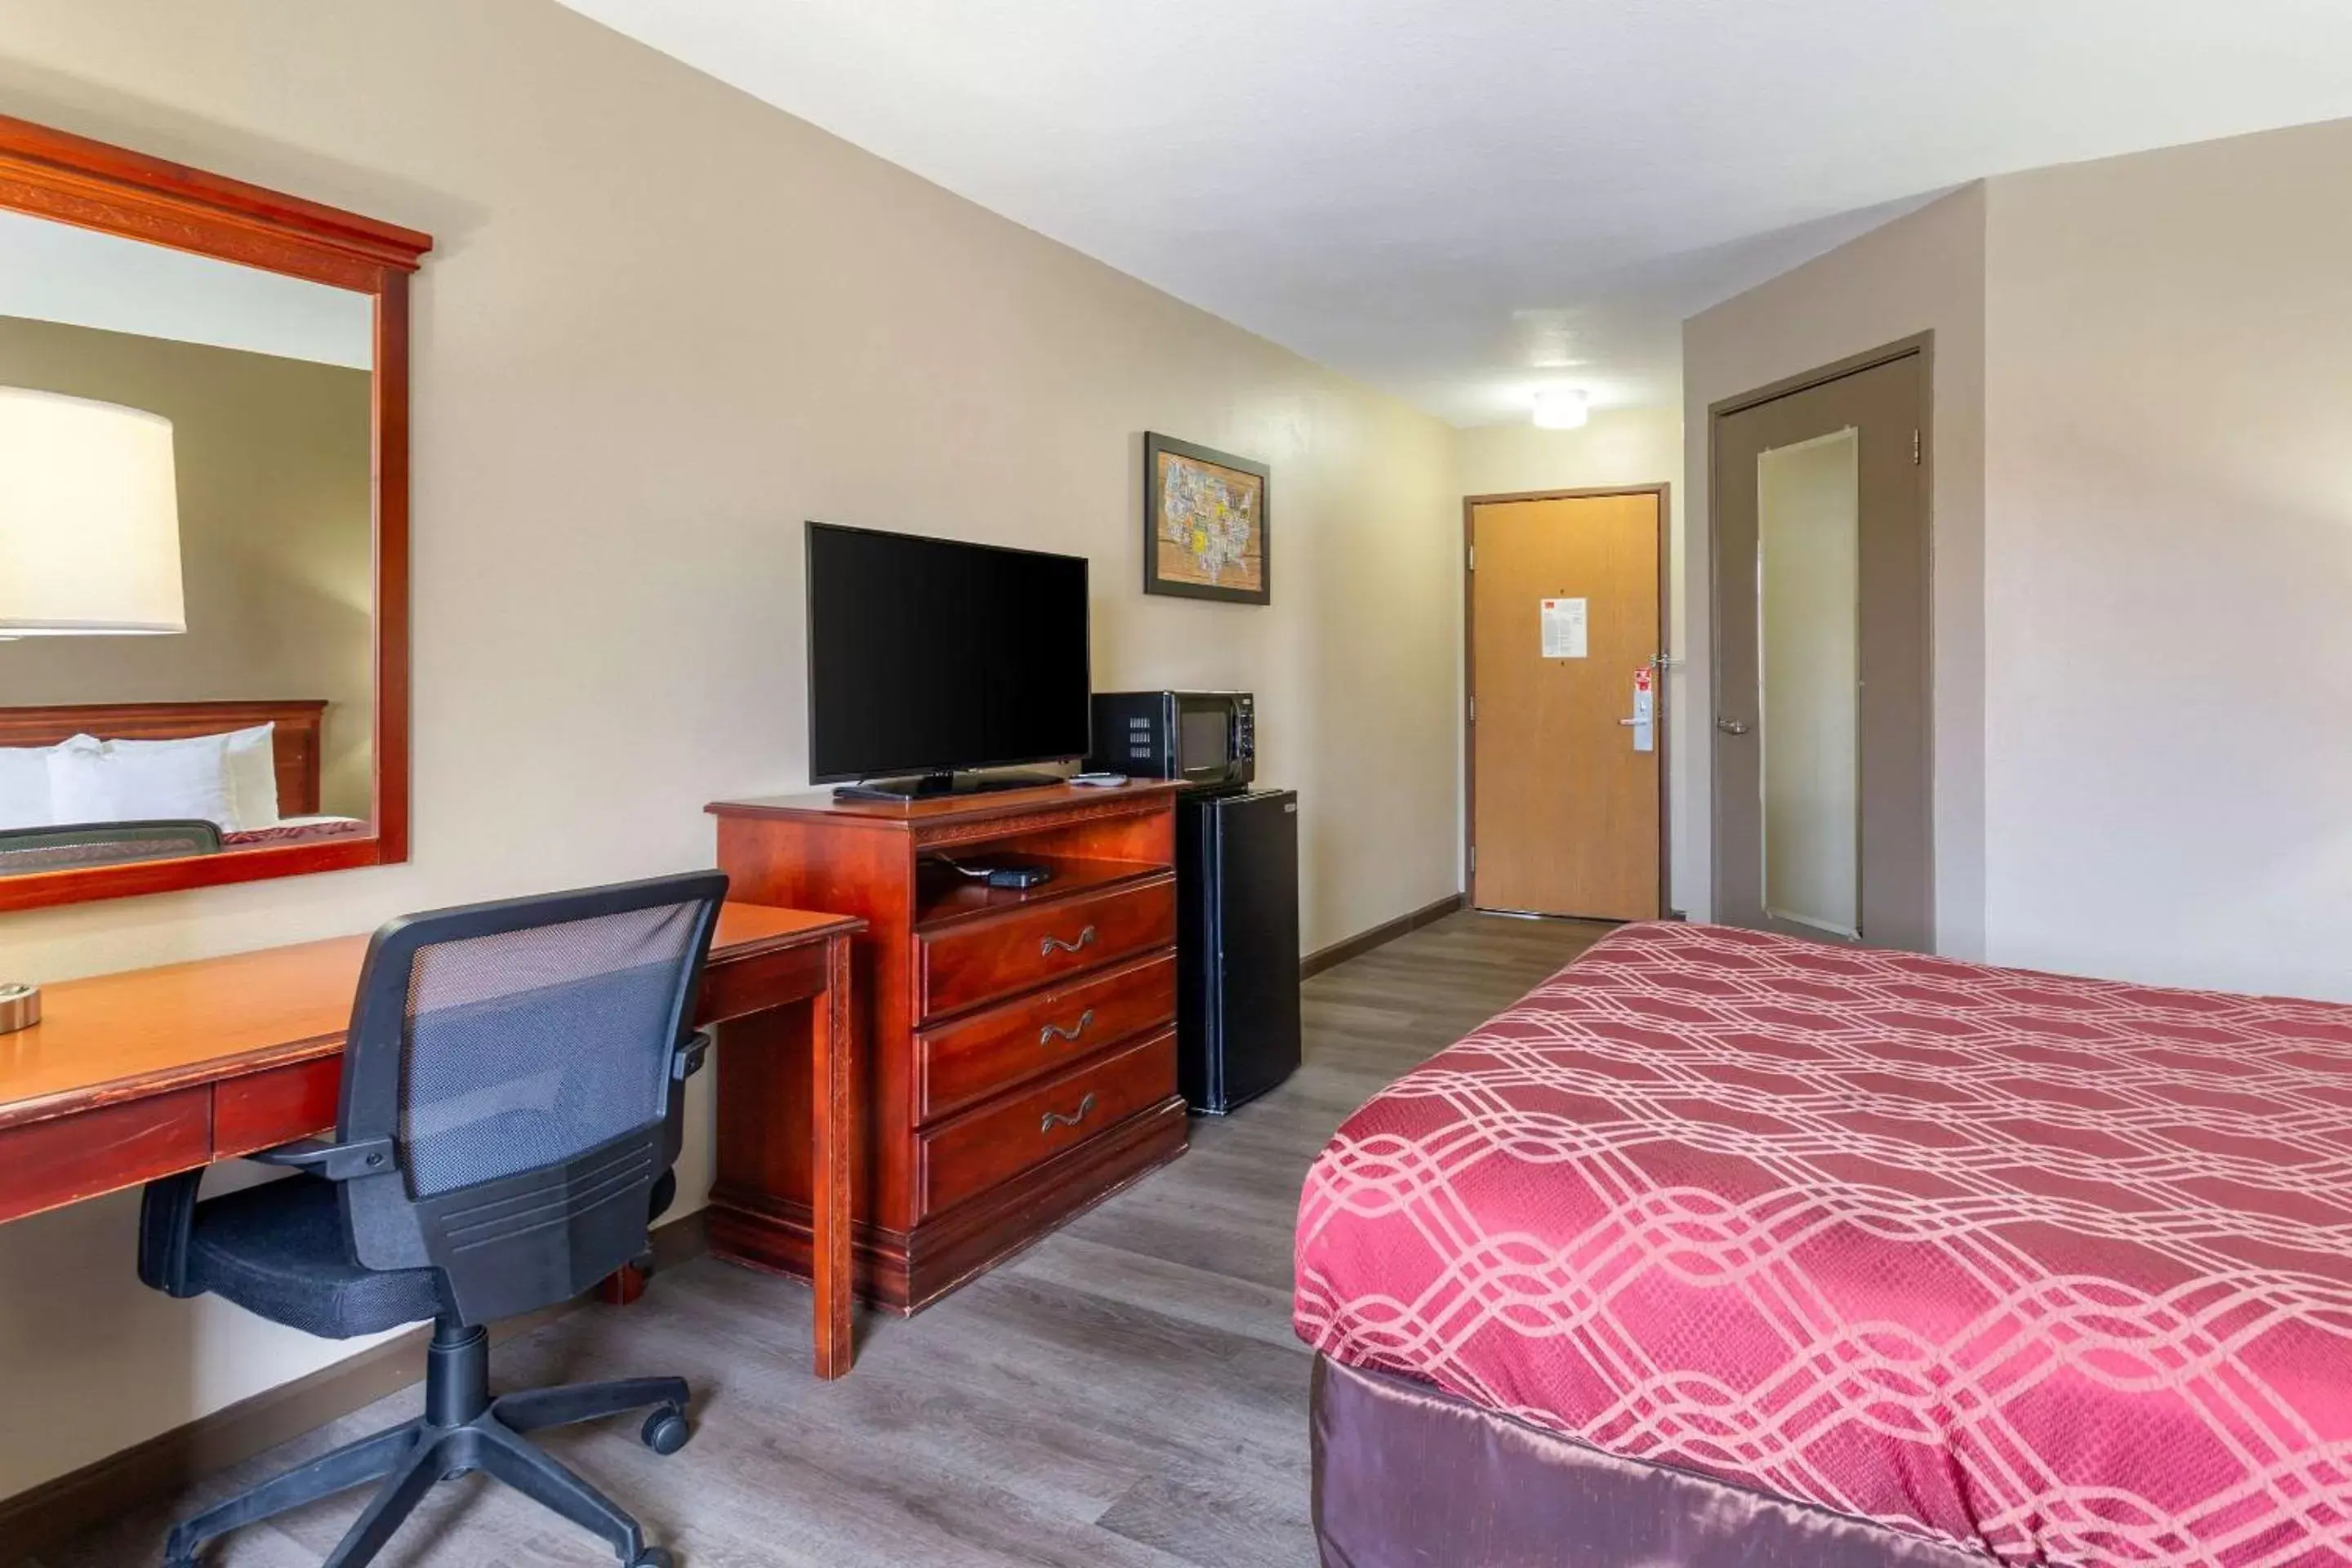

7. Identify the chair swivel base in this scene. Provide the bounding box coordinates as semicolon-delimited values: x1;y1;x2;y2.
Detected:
164;1320;690;1568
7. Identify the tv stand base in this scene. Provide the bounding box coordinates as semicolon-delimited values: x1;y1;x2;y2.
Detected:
832;768;1063;803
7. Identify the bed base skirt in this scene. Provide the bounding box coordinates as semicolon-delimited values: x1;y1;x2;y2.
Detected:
1310;1356;1986;1568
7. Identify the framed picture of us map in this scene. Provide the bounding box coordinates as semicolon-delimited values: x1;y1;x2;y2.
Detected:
1143;432;1271;605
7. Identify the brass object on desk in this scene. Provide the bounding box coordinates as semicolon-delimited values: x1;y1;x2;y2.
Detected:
0;982;38;1036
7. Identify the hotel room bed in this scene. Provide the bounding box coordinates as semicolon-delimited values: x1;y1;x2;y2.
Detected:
1294;921;2352;1567
0;698;367;871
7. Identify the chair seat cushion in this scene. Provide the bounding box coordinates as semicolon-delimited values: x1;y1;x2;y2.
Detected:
188;1174;445;1339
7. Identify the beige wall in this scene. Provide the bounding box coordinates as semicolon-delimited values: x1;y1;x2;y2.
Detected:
1685;117;2352;996
1981;118;2352;997
0;0;1460;1498
0;316;374;816
1682;185;1987;950
1685;118;2352;991
1457;408;1683;499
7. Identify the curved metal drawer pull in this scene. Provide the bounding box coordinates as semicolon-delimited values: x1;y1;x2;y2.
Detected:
1040;924;1097;957
1039;1008;1095;1046
1040;1092;1098;1133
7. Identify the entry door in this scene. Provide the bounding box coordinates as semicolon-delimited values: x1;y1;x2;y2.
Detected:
1712;350;1931;949
1468;491;1664;920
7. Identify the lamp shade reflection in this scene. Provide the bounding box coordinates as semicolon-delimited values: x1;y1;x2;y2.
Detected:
0;385;185;635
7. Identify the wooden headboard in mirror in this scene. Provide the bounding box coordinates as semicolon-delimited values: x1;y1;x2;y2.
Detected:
0;114;430;913
0;701;331;817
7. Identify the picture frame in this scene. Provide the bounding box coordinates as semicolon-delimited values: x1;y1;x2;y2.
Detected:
1143;431;1271;605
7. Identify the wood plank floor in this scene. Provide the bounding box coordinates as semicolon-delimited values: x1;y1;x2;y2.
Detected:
34;912;1605;1568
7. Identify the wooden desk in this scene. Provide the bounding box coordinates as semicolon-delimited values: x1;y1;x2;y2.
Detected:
0;902;865;1378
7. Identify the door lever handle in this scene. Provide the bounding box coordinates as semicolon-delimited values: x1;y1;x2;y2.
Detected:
1715;717;1752;736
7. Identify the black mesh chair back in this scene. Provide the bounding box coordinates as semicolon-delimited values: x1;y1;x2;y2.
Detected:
0;817;222;873
336;871;728;1325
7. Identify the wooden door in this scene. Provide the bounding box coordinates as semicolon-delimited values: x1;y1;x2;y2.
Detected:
1468;491;1665;920
1712;350;1931;950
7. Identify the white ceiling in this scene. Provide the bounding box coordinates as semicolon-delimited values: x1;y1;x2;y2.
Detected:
559;0;2352;426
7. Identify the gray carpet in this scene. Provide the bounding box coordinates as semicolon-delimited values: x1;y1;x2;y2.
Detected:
37;911;1602;1568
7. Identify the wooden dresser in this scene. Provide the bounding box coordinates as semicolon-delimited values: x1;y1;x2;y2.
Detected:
706;782;1187;1312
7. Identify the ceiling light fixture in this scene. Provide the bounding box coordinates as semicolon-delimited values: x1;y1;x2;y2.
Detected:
1531;388;1588;430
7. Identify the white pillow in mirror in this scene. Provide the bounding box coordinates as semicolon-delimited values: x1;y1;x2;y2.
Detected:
109;724;280;831
46;732;237;832
223;724;281;830
0;745;55;831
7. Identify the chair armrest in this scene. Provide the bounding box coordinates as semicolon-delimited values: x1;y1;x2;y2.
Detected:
247;1134;396;1182
137;1169;204;1297
671;1025;715;1083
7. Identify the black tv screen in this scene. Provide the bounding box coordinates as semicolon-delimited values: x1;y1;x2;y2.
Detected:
805;522;1091;783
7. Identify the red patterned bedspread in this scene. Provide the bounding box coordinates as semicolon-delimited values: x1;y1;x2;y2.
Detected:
221;818;368;849
1294;922;2352;1566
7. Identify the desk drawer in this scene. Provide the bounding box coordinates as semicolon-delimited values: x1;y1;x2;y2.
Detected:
216;1058;341;1155
916;951;1175;1125
918;875;1174;1020
917;1027;1176;1221
0;1090;211;1226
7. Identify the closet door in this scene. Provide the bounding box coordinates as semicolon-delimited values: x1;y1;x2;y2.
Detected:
1712;350;1931;950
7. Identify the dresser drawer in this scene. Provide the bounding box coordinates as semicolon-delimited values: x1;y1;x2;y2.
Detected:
918;875;1175;1020
917;1027;1177;1221
917;951;1176;1125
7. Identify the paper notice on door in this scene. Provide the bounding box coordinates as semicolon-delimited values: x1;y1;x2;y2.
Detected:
1540;598;1588;659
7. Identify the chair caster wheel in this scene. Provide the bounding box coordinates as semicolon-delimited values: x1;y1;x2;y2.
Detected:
630;1549;675;1567
641;1407;690;1455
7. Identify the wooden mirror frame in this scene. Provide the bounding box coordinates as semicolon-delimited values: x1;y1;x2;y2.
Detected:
0;113;431;913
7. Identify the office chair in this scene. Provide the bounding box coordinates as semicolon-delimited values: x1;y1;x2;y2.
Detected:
137;871;730;1568
0;817;220;873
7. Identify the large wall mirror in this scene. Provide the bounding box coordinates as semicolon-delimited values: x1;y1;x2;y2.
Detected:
0;114;428;912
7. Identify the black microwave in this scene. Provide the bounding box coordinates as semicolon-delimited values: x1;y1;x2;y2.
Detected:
1089;691;1254;789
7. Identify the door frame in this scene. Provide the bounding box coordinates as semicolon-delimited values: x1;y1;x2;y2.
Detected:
1462;483;1674;920
1705;331;1935;938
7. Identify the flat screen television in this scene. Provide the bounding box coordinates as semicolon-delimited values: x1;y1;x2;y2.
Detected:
805;521;1091;796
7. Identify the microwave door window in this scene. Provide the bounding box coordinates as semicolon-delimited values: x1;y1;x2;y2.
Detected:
1180;708;1230;773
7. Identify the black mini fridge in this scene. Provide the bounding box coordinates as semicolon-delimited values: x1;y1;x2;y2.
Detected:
1177;786;1303;1114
